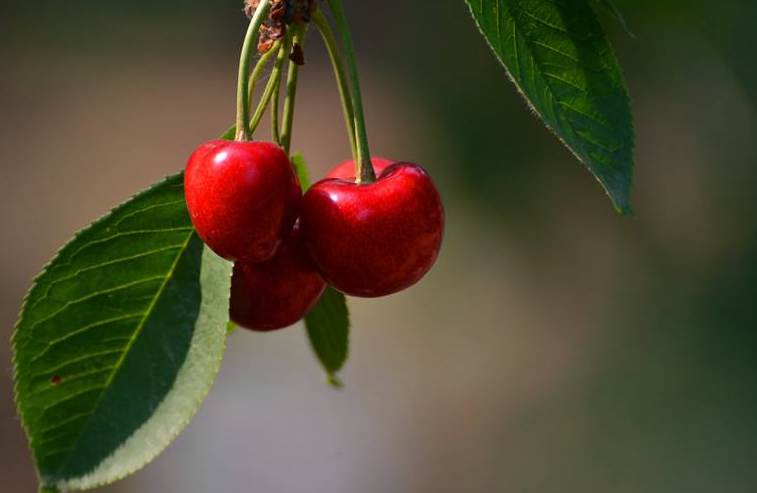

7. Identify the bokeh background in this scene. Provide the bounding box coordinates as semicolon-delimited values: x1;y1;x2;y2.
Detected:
2;1;756;492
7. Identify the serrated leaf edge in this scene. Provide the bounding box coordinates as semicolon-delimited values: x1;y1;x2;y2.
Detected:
463;0;635;214
11;173;187;486
596;0;635;37
11;174;233;491
53;245;231;492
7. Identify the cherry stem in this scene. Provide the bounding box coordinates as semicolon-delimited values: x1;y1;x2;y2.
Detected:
281;24;307;155
247;39;281;117
271;66;282;145
311;10;357;161
236;0;271;141
326;0;376;183
249;34;291;137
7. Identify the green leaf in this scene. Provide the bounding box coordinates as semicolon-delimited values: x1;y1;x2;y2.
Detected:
12;174;232;492
291;153;312;190
292;154;350;387
220;124;236;141
305;286;350;388
596;0;635;37
463;0;635;214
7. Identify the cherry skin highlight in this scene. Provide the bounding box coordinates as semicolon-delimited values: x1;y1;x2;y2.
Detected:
300;162;444;298
326;157;395;181
230;226;327;331
184;140;300;262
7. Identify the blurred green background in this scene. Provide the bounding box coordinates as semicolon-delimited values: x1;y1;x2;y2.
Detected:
1;1;756;492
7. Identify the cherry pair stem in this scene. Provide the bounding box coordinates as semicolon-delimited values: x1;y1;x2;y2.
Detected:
247;27;305;156
322;0;376;183
282;25;307;153
249;37;289;144
235;2;303;156
235;0;376;182
311;10;355;162
236;0;271;141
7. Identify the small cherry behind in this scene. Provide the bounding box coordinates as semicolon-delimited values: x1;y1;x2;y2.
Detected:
230;226;326;331
327;157;394;180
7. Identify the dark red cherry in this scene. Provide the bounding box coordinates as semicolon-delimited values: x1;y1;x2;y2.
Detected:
326;157;395;181
300;162;444;298
184;140;300;262
230;226;326;331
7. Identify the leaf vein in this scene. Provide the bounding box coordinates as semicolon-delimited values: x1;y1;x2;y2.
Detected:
29;277;166;332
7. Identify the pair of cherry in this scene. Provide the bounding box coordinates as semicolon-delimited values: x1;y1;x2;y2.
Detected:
185;140;444;331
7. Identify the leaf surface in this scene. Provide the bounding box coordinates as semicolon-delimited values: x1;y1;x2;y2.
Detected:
13;174;232;491
305;287;350;387
292;154;350;387
464;0;635;213
291;153;312;190
597;0;634;37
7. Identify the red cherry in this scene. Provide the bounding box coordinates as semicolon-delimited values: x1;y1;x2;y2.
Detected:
184;140;300;262
326;157;395;181
300;162;444;298
230;226;327;331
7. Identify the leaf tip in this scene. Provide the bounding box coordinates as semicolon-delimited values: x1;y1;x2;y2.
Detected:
613;197;635;216
326;374;344;389
608;184;635;216
619;204;636;217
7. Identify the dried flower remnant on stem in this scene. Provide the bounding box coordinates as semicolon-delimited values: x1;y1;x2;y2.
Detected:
245;0;321;53
290;43;306;66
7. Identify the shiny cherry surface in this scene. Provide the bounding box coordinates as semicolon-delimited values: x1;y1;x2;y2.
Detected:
326;156;395;181
184;140;300;262
230;226;326;331
300;162;444;298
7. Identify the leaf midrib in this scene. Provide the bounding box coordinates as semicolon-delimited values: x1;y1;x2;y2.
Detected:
48;229;196;482
503;2;592;163
467;0;631;212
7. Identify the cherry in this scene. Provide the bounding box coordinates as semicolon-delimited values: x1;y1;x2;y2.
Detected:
300;162;444;298
326;157;395;181
230;225;326;331
184;140;300;262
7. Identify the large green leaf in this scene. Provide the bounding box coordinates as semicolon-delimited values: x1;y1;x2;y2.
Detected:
305;286;350;388
464;0;635;214
12;174;232;492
